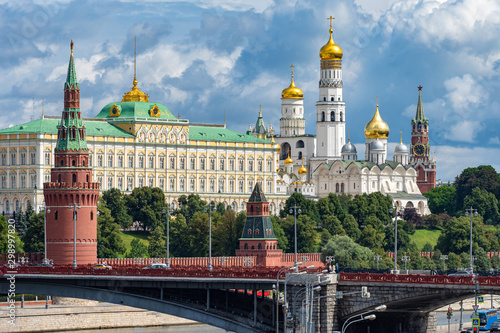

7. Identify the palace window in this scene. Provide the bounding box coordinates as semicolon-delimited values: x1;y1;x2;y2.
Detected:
1;176;6;188
229;159;235;171
210;179;215;192
248;160;254;172
97;176;103;187
149;156;154;168
31;175;36;188
170;178;175;191
220;160;225;171
127;177;133;190
149;178;154;187
118;155;123;168
159;178;165;190
20;153;26;165
139;156;144;168
108;155;113;167
219;178;225;192
10;175;16;188
190;158;195;170
229;180;234;193
239;159;244;171
170;157;175;169
267;160;272;172
10;153;16;165
248;180;253;191
200;158;206;170
107;177;113;189
44;153;50;165
180;157;185;169
180;178;185;191
128;156;134;168
118;177;123;190
210;158;215;170
20;175;26;188
30;153;36;165
1;154;7;166
239;180;244;192
258;160;263;172
200;179;206;192
138;177;144;187
97;154;103;167
159;157;165;169
267;181;272;191
190;179;195;192
89;155;93;166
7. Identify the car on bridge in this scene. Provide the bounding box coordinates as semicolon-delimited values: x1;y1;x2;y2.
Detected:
93;263;112;270
490;321;500;332
28;263;54;268
448;270;473;276
142;263;168;270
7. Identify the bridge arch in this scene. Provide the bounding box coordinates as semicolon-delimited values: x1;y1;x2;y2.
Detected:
0;280;264;333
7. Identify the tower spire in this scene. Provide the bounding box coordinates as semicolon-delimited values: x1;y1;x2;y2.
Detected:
122;36;149;102
415;85;426;121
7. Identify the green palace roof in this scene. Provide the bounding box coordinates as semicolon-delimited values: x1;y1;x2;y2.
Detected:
95;101;176;120
0;118;135;138
189;126;272;144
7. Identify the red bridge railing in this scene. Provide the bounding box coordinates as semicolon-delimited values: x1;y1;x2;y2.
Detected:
340;272;500;286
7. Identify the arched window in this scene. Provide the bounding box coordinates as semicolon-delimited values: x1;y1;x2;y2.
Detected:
298;152;302;159
244;243;248;250
418;123;422;130
331;112;335;122
82;160;86;167
86;175;89;182
258;243;262;250
296;140;305;148
331;97;334;101
60;160;64;167
322;112;325;122
250;205;254;212
340;112;343;122
72;174;76;182
58;174;61;182
335;183;339;193
323;97;326;101
55;210;58;220
341;183;345;192
72;160;76;167
90;211;94;220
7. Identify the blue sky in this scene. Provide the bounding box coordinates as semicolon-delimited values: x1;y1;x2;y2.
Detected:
1;0;500;181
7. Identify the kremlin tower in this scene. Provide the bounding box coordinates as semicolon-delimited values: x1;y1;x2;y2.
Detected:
409;86;436;193
43;41;100;266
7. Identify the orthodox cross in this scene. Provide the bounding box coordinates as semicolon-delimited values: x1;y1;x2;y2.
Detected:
327;16;335;29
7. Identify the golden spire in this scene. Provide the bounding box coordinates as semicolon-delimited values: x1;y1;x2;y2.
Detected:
347;130;350;143
285;149;293;164
70;39;74;57
319;16;343;60
281;64;304;99
400;131;403;144
224;109;226;127
298;158;307;174
259;104;262;117
122;36;149;102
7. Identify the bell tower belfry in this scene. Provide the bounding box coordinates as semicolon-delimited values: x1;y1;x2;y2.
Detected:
313;17;345;162
43;41;100;266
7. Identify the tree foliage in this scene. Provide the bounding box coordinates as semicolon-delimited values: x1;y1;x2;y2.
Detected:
148;225;167;258
125;187;165;230
424;185;456;215
463;187;500;224
21;213;44;253
127;238;148;258
322;235;375;269
436;216;490;254
97;201;125;258
102;188;133;229
455;165;500;212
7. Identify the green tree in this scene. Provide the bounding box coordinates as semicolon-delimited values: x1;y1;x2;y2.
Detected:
169;213;190;257
126;238;148;258
447;252;462;270
323;215;345;236
384;223;411;252
463;187;500;224
342;214;361;242
422;214;447;230
491;255;500;270
424;185;456;215
213;210;245;256
475;247;491;271
0;215;23;253
322;235;374;269
271;216;289;251
281;192;319;222
436;216;490;254
97;201;126;258
455;165;500;212
148;226;167;258
176;194;207;223
422;242;434;252
403;208;423;228
187;212;212;257
102;188;133;229
21;213;44;253
281;215;318;253
348;195;369;224
125;187;166;230
358;225;384;249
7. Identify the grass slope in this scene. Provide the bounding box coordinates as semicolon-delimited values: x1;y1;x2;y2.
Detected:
410;228;441;251
118;231;150;257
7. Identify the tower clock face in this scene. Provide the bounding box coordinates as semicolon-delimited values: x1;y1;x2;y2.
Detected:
413;143;426;156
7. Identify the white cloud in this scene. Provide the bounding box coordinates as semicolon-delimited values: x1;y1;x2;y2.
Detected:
118;0;273;13
489;137;500;145
444;74;489;111
443;120;483;143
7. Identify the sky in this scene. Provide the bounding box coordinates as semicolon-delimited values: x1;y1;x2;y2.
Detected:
1;0;500;181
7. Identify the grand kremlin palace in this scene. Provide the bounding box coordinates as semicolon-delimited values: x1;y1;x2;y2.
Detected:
0;66;285;215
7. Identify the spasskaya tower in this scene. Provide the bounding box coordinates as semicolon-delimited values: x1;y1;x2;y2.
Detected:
409;86;436;193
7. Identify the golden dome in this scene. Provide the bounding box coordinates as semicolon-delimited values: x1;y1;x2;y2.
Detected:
319;27;343;60
122;77;149;102
364;103;389;139
281;65;303;99
298;159;307;174
285;151;293;164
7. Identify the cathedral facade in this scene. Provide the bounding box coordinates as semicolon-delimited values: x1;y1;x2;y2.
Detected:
265;21;435;215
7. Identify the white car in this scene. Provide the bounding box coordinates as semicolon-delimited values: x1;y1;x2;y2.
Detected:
142;263;168;270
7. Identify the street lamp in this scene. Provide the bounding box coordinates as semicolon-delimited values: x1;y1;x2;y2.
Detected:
289;205;301;270
276;264;300;333
465;207;478;273
162;205;173;269
68;202;81;268
440;255;448;272
401;253;410;271
204;202;216;270
341;304;386;333
389;206;404;273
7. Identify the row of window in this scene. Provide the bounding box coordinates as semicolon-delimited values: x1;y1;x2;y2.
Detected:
1;152;36;166
1;175;36;189
89;155;274;172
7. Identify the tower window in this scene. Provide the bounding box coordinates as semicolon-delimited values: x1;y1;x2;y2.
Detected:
340;112;343;122
55;211;58;220
91;211;94;220
323;97;326;101
72;160;76;167
72;174;76;182
322;112;325;122
331;112;335;122
331;97;334;101
60;160;64;167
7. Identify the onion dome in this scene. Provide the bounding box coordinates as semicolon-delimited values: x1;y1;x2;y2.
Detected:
370;138;384;151
364;102;389;139
395;131;408;153
319;26;343;60
281;65;303;99
285;151;293;164
341;138;357;153
298;159;307;174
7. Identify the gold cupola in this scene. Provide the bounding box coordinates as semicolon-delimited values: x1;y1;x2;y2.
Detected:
122;37;149;102
281;64;303;99
364;100;389;139
319;17;343;61
298;159;307;174
285;150;293;164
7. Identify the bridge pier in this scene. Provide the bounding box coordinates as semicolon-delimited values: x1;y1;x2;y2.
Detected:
345;311;437;333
